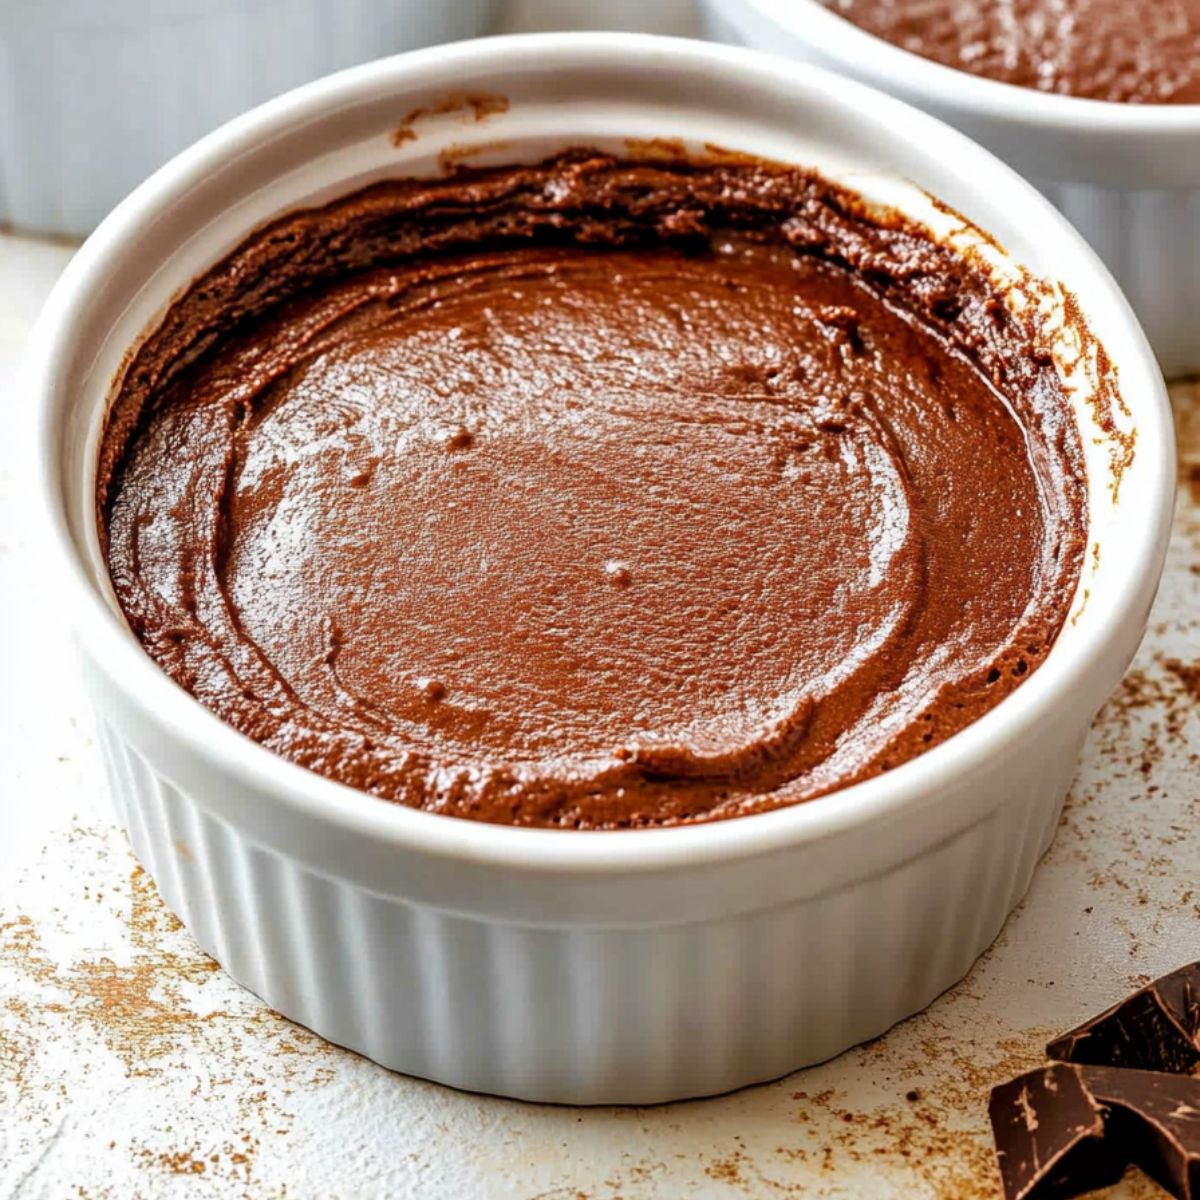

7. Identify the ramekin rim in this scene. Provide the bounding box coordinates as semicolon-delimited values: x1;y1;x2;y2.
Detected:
29;32;1177;874
737;0;1200;132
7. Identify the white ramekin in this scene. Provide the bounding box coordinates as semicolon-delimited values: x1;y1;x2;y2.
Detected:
701;0;1200;380
0;0;499;238
28;33;1174;1105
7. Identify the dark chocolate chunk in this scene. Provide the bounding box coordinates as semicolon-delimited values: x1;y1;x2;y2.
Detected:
1048;962;1200;1074
1086;1066;1200;1200
989;1063;1124;1200
991;1064;1200;1200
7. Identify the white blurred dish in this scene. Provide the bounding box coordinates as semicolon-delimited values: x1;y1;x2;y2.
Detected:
0;0;498;237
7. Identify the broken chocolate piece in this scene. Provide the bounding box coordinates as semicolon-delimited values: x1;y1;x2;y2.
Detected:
991;1064;1200;1200
990;1063;1124;1200
1048;962;1200;1074
1086;1066;1200;1200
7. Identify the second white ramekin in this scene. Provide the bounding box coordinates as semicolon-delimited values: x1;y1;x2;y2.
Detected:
702;0;1200;380
29;34;1174;1104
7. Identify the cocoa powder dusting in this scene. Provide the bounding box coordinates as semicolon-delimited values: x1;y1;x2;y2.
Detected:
0;828;346;1194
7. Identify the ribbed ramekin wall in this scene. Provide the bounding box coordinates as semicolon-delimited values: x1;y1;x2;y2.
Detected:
95;720;1063;1104
1030;183;1199;380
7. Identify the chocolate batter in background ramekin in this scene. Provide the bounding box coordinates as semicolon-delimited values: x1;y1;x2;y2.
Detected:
821;0;1200;104
98;150;1087;829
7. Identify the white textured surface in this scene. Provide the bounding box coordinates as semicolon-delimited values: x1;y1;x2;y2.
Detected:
7;225;1200;1200
3;2;1200;1195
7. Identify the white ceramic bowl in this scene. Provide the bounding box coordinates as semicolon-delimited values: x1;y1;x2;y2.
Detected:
29;33;1174;1105
0;0;499;238
701;0;1200;380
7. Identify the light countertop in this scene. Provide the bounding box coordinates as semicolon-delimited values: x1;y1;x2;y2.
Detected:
2;3;1199;1198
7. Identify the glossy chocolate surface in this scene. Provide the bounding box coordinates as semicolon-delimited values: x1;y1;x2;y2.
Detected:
99;152;1086;827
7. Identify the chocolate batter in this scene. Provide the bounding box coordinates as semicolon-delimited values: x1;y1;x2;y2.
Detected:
99;151;1087;828
823;0;1200;103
